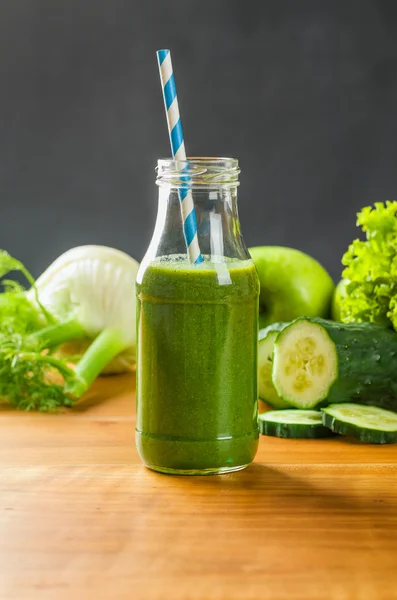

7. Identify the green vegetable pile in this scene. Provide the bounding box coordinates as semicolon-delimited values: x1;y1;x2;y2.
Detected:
340;200;397;329
0;246;139;412
257;203;397;445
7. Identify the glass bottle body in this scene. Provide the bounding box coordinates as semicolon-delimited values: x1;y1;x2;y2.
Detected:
136;158;259;475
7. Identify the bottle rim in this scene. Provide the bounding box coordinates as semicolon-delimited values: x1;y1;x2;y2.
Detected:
156;156;240;187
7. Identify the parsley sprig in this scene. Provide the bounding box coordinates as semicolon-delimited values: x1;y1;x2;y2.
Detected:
0;251;80;411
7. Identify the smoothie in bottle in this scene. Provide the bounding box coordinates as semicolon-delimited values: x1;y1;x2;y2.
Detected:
136;158;259;474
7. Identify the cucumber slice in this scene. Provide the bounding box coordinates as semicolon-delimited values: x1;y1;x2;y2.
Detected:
272;319;337;409
322;403;397;444
259;409;334;438
258;323;290;408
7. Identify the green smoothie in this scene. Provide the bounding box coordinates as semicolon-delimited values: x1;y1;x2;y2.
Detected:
136;254;260;474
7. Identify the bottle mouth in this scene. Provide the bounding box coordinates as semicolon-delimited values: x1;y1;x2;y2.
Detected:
156;157;240;187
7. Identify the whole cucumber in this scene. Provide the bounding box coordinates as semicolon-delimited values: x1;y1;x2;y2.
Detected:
272;317;397;410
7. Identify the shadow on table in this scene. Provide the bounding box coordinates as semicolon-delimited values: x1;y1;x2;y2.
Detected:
142;460;397;523
68;373;136;413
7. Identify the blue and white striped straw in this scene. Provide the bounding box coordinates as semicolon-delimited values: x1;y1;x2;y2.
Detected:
157;49;203;264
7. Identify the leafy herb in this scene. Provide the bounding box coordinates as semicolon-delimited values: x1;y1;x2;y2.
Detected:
0;331;79;411
341;201;397;329
0;251;80;411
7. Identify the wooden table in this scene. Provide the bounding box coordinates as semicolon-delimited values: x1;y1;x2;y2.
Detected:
0;374;396;600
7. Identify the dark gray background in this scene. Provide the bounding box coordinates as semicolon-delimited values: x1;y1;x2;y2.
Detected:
1;0;397;281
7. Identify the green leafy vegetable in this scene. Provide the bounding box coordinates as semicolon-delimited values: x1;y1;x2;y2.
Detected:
0;252;81;411
0;331;79;412
340;201;397;329
0;286;43;334
0;251;50;335
0;250;54;325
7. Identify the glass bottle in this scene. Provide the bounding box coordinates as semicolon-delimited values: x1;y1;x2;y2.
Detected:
136;157;259;475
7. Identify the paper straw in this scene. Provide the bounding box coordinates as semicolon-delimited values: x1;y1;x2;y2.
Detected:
156;49;203;264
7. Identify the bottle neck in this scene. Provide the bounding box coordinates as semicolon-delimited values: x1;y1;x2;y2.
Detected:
142;183;250;265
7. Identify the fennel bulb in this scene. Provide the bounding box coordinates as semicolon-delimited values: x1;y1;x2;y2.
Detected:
29;245;139;397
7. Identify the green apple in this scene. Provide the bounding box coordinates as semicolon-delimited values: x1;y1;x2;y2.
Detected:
331;279;348;322
249;246;335;329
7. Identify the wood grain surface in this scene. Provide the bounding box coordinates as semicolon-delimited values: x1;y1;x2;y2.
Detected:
0;374;396;600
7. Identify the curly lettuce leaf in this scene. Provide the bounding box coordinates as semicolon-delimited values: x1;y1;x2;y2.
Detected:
0;283;45;334
0;250;55;326
340;201;397;329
